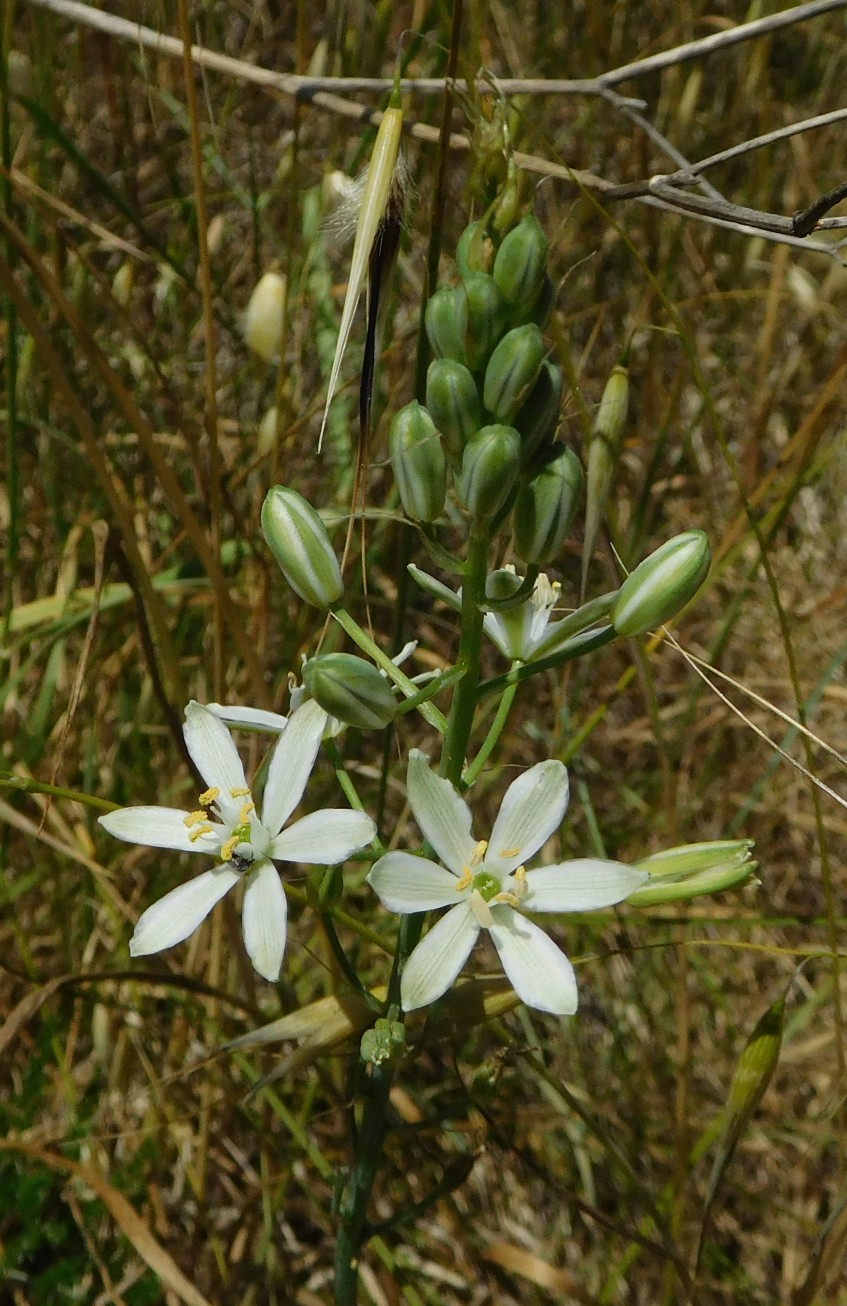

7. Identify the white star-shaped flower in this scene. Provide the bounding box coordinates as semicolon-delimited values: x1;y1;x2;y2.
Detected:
368;752;647;1014
99;699;376;981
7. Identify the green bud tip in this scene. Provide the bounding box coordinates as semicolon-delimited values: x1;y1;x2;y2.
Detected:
611;529;711;637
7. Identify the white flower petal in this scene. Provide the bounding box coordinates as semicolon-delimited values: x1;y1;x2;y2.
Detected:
400;903;480;1011
368;852;461;913
406;751;476;875
206;703;288;735
99;806;219;855
261;699;327;836
183;702;249;824
270;810;376;864
129;865;241;957
524;859;648;912
488;761;569;871
489;911;578;1014
242;860;287;981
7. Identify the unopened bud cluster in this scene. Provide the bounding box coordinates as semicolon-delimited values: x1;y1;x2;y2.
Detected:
391;211;578;558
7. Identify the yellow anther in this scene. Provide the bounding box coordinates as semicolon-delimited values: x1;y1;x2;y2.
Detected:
230;786;251;799
220;834;239;862
513;865;528;899
184;809;209;828
470;840;488;867
499;846;521;859
198;786;220;806
456;867;473;893
238;801;256;823
189;823;215;843
493;890;521;908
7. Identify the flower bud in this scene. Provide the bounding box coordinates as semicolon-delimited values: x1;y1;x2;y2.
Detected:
483;323;546;424
261;485;343;609
594;361;629;446
493;214;549;317
425;286;466;363
425;358;483;460
522;273;555;330
244;270;287;363
456;273;508;373
457;424;521;524
389;401;447;522
513;359;565;462
456;219;495;276
629;840;756;906
611;530;711;636
512;446;583;564
302;652;397;729
490;158;524;235
111;261;134;307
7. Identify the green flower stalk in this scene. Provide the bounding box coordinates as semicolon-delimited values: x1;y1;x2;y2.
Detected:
302;653;398;730
611;529;711;636
261;485;344;609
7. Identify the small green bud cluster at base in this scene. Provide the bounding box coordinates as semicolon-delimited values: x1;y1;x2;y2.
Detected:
302;653;398;730
261;486;344;609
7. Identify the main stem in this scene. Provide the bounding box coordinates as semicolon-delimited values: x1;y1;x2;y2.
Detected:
333;529;489;1302
440;529;489;785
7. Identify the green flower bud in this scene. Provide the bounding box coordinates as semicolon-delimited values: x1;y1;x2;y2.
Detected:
582;362;630;594
425;358;483;460
611;530;711;636
594;361;629;446
483;323;546;424
456;273;508;373
490;158;524;235
522;272;555;330
512;446;583;564
456;220;495;276
302;652;397;729
424;286;466;363
513;359;565;462
457;424;521;524
261;485;343;609
629;840;756;906
493;214;549;317
389;401;447;522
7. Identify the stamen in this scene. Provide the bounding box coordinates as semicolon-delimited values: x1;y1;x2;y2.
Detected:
189;823;215;843
513;865;528;899
230;786;251;799
456;867;473;893
498;846;521;859
184;809;209;828
468;889;494;928
493;890;521;908
220;834;239;862
238;800;256;823
470;840;488;866
198;786;220;806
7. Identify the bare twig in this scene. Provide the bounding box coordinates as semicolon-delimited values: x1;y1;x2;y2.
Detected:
20;0;847;258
